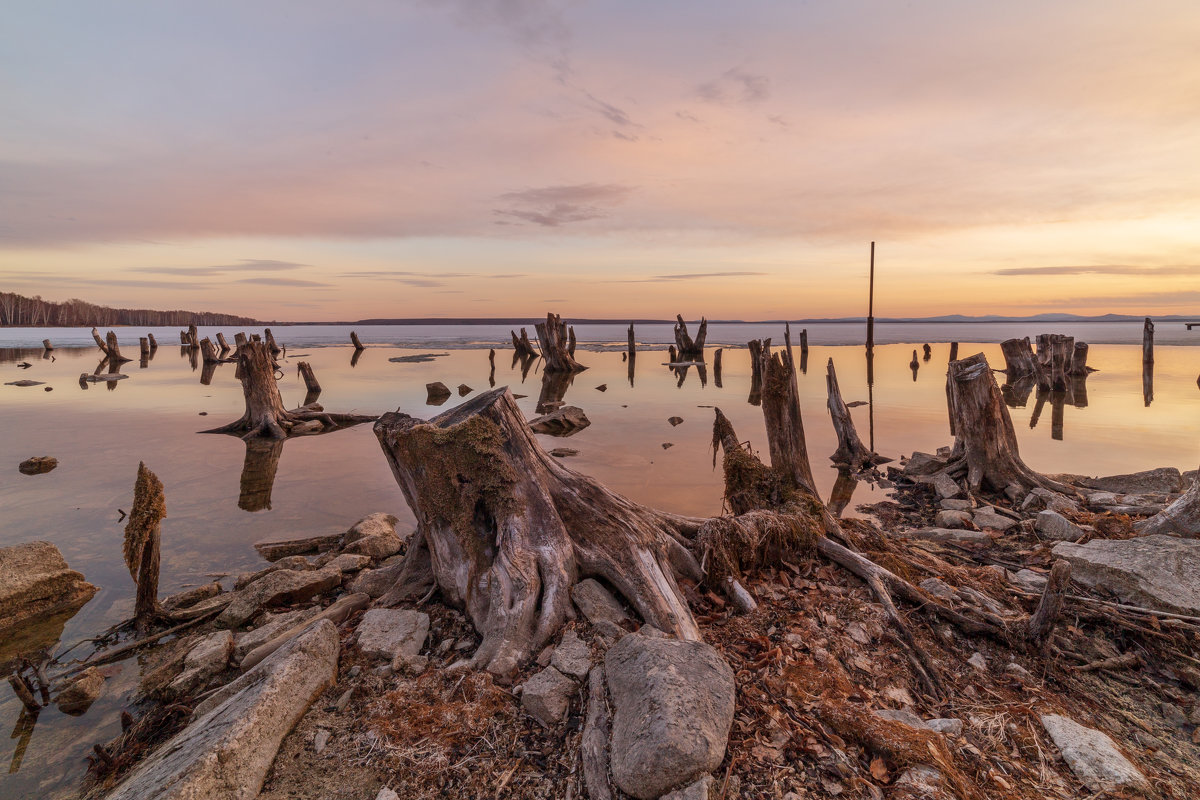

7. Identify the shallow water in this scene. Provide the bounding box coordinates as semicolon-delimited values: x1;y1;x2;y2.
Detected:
1;326;1198;797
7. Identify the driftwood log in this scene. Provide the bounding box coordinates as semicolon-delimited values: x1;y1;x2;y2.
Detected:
373;388;704;676
351;331;365;351
203;341;374;439
826;358;888;471
673;314;707;360
942;353;1075;496
124;462;165;630
534;313;586;372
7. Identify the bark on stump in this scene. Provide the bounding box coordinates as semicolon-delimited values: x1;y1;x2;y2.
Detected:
187;324;199;349
673;315;707;360
124;462;165;630
373;388;703;677
139;337;151;358
943;353;1075;496
759;327;816;494
535;313;586;372
203;341;374;439
42;339;53;351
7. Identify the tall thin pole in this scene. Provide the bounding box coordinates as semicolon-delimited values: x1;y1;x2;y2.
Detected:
866;241;875;349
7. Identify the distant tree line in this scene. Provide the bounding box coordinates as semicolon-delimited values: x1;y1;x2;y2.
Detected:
0;291;260;327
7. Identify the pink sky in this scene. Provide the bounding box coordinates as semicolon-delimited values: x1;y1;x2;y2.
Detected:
2;1;1199;320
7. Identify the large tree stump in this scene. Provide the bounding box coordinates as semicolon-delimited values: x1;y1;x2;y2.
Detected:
673;315;707;360
826;358;888;471
187;324;199;349
758;327;816;494
511;328;538;359
535;313;586;372
199;338;221;364
125;462;165;630
373;388;703;676
1000;337;1037;378
943;353;1074;496
203;341;375;439
105;331;132;363
216;332;231;353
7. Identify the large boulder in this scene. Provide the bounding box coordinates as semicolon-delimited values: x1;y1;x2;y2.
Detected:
355;608;429;661
0;541;97;637
605;633;735;800
342;513;405;560
107;619;339;800
216;567;342;628
1059;467;1183;495
55;666;105;715
1040;714;1147;791
1052;535;1200;615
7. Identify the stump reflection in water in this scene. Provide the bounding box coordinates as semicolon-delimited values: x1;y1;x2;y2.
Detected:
239;437;285;512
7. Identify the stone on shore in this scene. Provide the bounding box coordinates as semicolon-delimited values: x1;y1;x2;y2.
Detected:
253;533;343;562
342;513;404;560
1069;467;1183;495
1052;535;1200;615
56;667;105;715
571;579;632;638
520;666;576;727
972;506;1018;532
1040;714;1148;791
903;527;993;546
355;608;429;662
167;630;234;697
934;509;972;529
234;608;321;662
661;774;714;800
1036;510;1086;542
529;406;591;436
107;619;339;800
605;632;735;800
549;629;592;680
0;541;97;637
903;451;950;476
18;456;58;475
216;567;342;629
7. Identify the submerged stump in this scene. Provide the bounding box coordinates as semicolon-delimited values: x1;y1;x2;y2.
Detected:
535;313;586;373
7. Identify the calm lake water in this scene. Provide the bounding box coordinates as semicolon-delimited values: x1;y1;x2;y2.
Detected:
1;321;1198;798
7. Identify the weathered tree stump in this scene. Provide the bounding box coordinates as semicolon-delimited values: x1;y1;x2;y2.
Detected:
761;327;818;494
1000;337;1037;378
511;328;538;359
535;313;586;372
187;324;199;349
488;348;496;387
673;315;707;360
713;348;723;388
799;328;809;355
124;463;165;630
747;338;768;406
216;332;231;352
1143;317;1154;364
234;332;248;350
91;327;109;355
949;341;958;362
42;339;53;351
567;325;577;357
179;330;189;345
265;328;281;355
826;358;889;471
373;388;704;676
943;353;1075;496
909;349;920;371
105;331;132;363
203;341;375;439
627;323;636;359
350;331;365;351
1069;342;1089;375
297;361;321;395
922;343;932;361
199;338;221;364
139;337;150;358
146;333;158;351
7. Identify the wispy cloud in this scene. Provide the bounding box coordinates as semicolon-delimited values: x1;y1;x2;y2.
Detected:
236;276;331;287
494;183;634;227
614;270;768;283
993;264;1198;276
698;68;770;104
130;259;308;276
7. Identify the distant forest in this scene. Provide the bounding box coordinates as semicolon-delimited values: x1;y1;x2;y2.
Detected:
0;291;259;327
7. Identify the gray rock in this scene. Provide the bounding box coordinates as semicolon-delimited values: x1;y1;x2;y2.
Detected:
1005;662;1035;681
904;527;993;545
168;630;234;696
874;708;928;729
347;561;405;598
550;629;591;680
0;542;97;637
56;667;105;715
1036;510;1086;542
325;553;371;573
968;652;987;671
376;788;400;800
919;578;954;600
571;578;632;636
529;405;591;436
938;498;974;511
18;456;57;475
1010;569;1049;593
904;451;949;476
1021;488;1081;516
895;765;943;793
520;666;576;727
1040;714;1148;791
216;567;342;628
661;774;714;800
1077;467;1183;495
343;513;404;560
313;729;330;754
972;507;1017;532
934;509;972;529
926;718;964;737
233;608;320;662
356;608;429;662
253;533;343;562
932;473;962;500
606;633;735;800
109;620;339;800
426;382;452;404
1052;534;1200;615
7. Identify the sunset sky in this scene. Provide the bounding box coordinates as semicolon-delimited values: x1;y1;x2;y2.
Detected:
2;1;1199;321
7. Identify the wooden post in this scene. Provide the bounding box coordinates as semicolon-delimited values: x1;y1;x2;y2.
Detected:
799;328;809;354
125;462;165;630
42;339;53;351
627;323;636;358
1143;317;1154;364
713;348;723;388
949;341;958;362
1143;360;1154;407
350;331;365;351
147;333;158;351
139;337;150;357
297;361;321;395
866;241;875;349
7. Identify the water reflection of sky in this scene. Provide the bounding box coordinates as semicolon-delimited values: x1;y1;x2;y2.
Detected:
1;335;1198;796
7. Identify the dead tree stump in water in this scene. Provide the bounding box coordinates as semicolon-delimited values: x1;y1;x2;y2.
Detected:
1000;337;1037;378
922;343;932;361
234;332;248;350
139;337;151;358
943;353;1075;496
826;358;888;471
42;339;53;351
627;323;636;358
949;341;958;362
761;327;817;494
216;332;231;352
187;325;199;349
203;341;374;439
1143;317;1154;364
105;331;132;363
747;338;768;405
1070;342;1089;374
350;331;365;351
673;314;707;360
265;328;282;355
91;328;109;355
535;313;586;372
713;348;723;387
124;462;165;630
567;325;577;357
488;348;496;387
799;328;809;355
199;338;221;364
297;361;321;395
373;388;704;676
511;327;538;359
147;333;158;351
